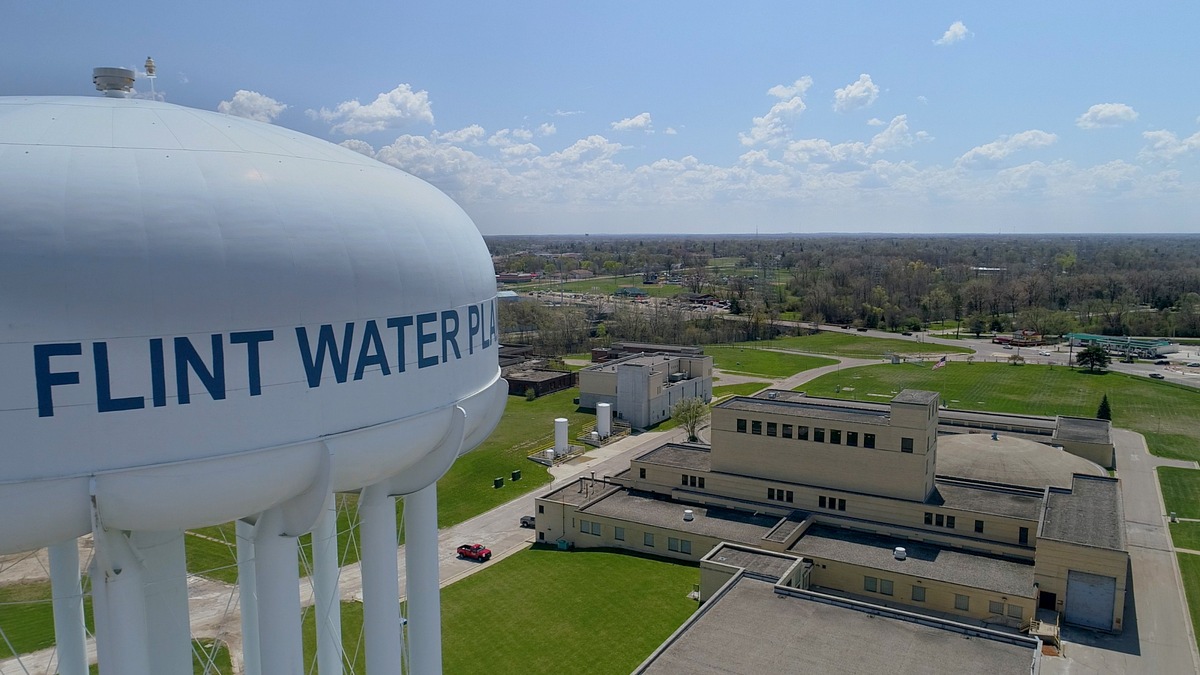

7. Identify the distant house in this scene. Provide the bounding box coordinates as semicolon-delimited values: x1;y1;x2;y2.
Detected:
615;287;649;298
568;269;594;279
496;272;538;284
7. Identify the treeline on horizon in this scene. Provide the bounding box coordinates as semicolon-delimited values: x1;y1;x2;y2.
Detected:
487;235;1200;352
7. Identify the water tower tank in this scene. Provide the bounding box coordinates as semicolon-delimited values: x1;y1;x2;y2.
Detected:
0;95;507;552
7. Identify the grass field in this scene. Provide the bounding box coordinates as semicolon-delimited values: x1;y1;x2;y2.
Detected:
800;362;1200;461
725;332;973;359
185;388;594;581
1178;554;1200;653
1159;467;1200;519
300;547;698;675
705;345;835;378
0;581;93;659
528;277;681;298
1169;523;1200;551
712;382;769;399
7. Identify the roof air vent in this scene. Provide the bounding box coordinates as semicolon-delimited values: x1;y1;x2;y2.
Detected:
894;546;907;560
93;67;135;97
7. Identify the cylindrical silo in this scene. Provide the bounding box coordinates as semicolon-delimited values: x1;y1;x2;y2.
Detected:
597;402;612;437
555;417;569;455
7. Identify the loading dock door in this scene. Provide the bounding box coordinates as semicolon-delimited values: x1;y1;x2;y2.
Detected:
1065;570;1116;630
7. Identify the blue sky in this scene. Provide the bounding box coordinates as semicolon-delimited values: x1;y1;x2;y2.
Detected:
5;3;1200;235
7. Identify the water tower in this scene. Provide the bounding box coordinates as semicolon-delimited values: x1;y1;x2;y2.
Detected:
0;68;507;674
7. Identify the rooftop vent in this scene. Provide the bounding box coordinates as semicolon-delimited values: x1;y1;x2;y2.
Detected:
893;546;907;561
93;67;135;97
683;509;694;522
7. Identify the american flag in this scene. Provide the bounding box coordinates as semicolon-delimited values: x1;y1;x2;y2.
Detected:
932;356;947;370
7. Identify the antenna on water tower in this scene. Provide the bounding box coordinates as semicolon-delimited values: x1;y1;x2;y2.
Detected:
144;57;157;99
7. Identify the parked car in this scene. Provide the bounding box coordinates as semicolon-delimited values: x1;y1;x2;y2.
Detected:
1188;363;1200;368
1002;345;1014;350
456;543;492;562
901;331;913;336
856;327;868;332
1038;350;1051;356
520;515;536;528
1150;373;1166;380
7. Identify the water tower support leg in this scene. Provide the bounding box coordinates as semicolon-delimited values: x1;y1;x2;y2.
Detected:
236;519;262;675
92;530;152;675
312;493;344;675
49;538;88;675
405;483;443;675
131;529;191;675
359;481;403;674
253;508;304;675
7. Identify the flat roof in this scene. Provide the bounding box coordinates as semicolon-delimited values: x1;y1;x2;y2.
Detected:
636;443;711;472
930;480;1046;520
539;480;616;507
790;525;1035;597
503;369;571;383
893;389;939;405
1053;416;1112;444
639;577;1037;674
585;352;679;373
706;544;798;582
580;489;778;543
717;397;890;425
1040;475;1126;550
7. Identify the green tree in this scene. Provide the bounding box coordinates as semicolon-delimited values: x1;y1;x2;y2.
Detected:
672;397;711;443
1096;394;1112;421
1076;345;1111;373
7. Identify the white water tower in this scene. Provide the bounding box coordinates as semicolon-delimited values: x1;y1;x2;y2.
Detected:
0;72;506;675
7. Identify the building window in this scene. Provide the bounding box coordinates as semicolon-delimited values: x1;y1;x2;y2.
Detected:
974;520;984;533
681;540;692;555
864;433;876;449
901;437;914;453
682;475;689;486
787;491;795;503
614;527;625;541
819;496;827;508
639;468;646;479
538;531;545;541
1007;604;1023;620
591;521;601;535
768;488;776;500
880;579;894;596
668;537;680;552
837;498;846;511
935;514;944;527
737;418;747;433
814;428;826;443
751;420;762;435
847;431;858;447
989;600;1004;615
580;519;590;533
644;532;654;547
782;424;793;439
830;429;841;445
538;504;545;514
946;516;955;529
1019;527;1029;545
955;594;970;611
912;586;926;602
924;512;933;525
864;576;878;593
766;422;777;437
798;426;809;441
698;477;705;489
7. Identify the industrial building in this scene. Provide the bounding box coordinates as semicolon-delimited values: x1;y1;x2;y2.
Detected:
577;352;713;429
535;389;1128;643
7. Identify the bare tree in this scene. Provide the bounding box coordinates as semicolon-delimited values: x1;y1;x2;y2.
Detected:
672;397;711;443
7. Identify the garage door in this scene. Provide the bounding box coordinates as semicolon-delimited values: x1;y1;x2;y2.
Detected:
1065;570;1116;630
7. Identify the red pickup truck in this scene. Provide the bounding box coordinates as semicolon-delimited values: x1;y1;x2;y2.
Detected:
456;543;492;562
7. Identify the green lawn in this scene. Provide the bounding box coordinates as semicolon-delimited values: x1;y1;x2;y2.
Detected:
300;547;698;674
1170;522;1200;551
726;332;973;358
800;362;1200;461
1178;554;1200;654
713;382;769;399
1160;467;1200;519
705;345;835;378
528;277;681;298
184;389;593;582
0;581;93;659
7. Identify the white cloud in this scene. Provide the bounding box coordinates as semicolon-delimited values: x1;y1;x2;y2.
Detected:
339;139;376;157
916;95;928;105
867;118;885;127
783;115;921;168
1076;103;1139;130
309;84;434;135
433;125;486;145
664;127;678;135
1139;128;1200;161
553;109;584;117
217;90;287;122
488;128;537;148
956;130;1058;169
611;112;653;132
833;74;879;113
739;76;813;146
934;21;970;46
538;122;557;136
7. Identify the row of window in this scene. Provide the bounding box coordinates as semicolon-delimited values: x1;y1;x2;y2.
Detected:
922;513;1029;544
818;495;847;512
734;418;887;450
767;487;794;503
681;474;706;489
578;520;692;554
863;576;1019;618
